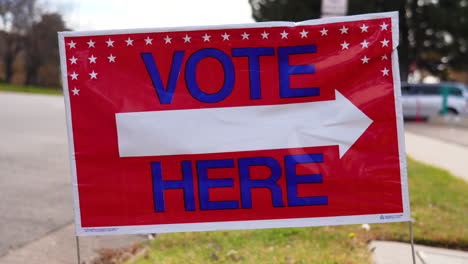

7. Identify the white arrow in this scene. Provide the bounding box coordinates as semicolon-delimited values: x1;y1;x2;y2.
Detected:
116;90;373;158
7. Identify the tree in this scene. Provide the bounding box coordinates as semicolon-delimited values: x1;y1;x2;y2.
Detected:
0;0;36;83
24;13;67;86
249;0;468;81
0;29;22;83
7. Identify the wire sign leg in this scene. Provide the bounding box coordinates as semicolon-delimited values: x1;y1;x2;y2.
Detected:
76;236;81;264
409;221;416;264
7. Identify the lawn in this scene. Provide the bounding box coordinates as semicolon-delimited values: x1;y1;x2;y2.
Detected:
109;157;468;264
0;82;62;95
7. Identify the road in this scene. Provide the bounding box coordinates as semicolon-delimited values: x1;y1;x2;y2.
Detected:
0;92;143;263
0;92;72;256
405;121;468;148
1;91;467;263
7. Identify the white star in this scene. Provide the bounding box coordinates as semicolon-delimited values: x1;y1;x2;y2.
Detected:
88;55;97;64
320;28;328;36
70;72;78;80
87;39;95;48
381;54;388;60
261;31;269;39
125;38;134;46
202;33;211;42
341;41;350;50
280;30;289;39
360;40;370;48
340;26;349;34
71;87;80;95
68;41;76;49
164;36;172;44
360;24;369;32
241;32;249;40
381;39;389;47
144;36;153;45
106;38;114;47
361;56;370;64
300;29;308;38
380;22;389;31
183;34;191;43
69;56;77;64
89;71;98;79
381;68;389;76
107;54;116;62
221;32;230;41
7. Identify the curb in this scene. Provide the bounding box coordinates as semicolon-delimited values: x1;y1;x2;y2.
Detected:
428;115;468;129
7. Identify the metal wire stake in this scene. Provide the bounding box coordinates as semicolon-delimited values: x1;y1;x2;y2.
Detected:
76;236;81;264
409;221;416;264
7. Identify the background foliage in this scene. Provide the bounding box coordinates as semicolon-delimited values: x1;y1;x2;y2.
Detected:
0;0;67;87
249;0;468;81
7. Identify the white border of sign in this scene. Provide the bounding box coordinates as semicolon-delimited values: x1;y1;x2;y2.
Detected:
59;11;410;236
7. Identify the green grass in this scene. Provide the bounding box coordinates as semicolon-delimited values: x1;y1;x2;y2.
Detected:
0;82;62;95
370;157;468;249
131;228;369;264
124;158;468;264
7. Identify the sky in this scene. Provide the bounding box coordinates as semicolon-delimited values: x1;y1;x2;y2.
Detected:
42;0;255;31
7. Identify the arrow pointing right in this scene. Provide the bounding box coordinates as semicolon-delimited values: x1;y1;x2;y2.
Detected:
116;90;373;158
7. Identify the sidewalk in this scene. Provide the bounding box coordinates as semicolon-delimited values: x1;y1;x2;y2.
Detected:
370;241;468;264
405;131;468;182
370;130;468;264
0;223;145;264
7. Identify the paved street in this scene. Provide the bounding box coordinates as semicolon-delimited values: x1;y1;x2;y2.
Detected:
405;121;468;148
0;92;143;263
0;92;72;256
1;92;467;263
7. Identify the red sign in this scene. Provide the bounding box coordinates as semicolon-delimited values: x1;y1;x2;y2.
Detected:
59;12;410;236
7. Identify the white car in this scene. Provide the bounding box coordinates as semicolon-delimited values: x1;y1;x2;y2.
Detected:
401;82;468;119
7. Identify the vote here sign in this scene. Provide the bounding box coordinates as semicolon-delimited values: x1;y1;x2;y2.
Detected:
59;12;410;236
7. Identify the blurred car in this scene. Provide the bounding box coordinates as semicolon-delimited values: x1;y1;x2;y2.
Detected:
400;82;468;119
